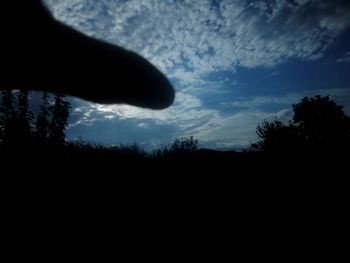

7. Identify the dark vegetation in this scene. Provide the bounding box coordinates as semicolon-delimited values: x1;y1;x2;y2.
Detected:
0;90;70;146
1;92;349;174
2;94;344;252
250;95;350;154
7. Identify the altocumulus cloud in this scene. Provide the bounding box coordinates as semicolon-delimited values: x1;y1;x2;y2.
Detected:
45;0;350;72
43;0;350;149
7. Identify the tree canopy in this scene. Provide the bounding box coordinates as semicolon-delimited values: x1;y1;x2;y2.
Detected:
0;90;71;147
251;95;350;153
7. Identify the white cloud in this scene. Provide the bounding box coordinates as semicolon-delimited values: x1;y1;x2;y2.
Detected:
221;95;298;108
44;0;350;83
66;92;283;149
69;91;208;131
42;0;350;150
337;52;350;64
221;88;350;113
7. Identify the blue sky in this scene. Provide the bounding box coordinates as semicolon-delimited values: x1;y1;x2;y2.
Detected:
44;0;350;150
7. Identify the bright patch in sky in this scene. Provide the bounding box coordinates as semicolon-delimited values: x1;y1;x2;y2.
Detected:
44;0;350;150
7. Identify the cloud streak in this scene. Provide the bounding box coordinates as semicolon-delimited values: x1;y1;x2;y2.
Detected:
337;52;350;63
45;0;350;78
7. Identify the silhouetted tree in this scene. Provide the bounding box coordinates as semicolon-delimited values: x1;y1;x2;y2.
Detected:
0;90;33;145
0;89;16;145
170;136;199;153
48;93;71;145
251;95;350;153
1;91;72;147
292;95;350;151
251;120;301;153
35;92;50;143
15;90;33;143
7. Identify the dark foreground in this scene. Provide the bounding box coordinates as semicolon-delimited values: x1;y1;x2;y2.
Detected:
2;142;346;217
1;143;346;255
1;143;347;175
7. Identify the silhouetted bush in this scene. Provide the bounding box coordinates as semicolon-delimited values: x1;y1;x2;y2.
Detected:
170;136;199;153
48;93;71;145
152;136;199;159
251;95;350;154
251;120;302;153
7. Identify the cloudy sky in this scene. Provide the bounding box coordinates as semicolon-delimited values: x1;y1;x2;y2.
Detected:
43;0;350;150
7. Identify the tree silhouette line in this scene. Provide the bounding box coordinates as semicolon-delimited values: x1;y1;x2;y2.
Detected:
0;90;70;147
251;95;350;154
1;91;349;165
